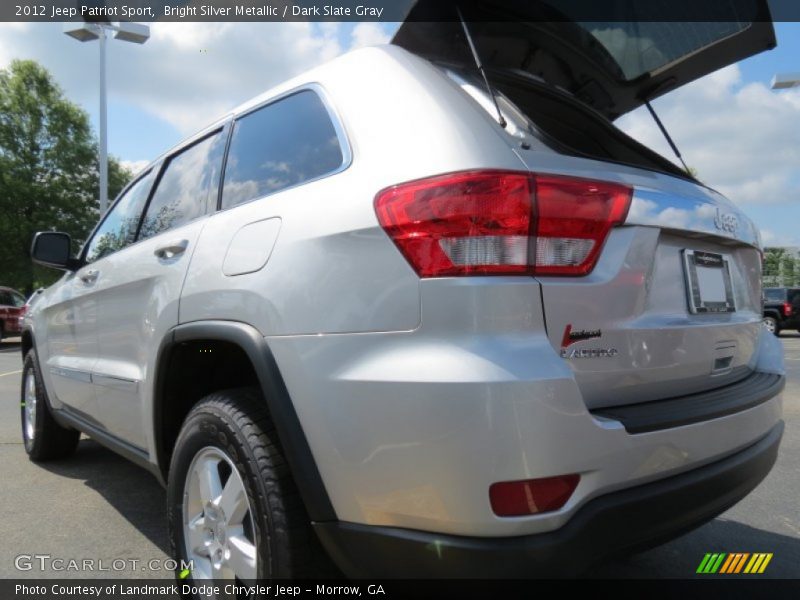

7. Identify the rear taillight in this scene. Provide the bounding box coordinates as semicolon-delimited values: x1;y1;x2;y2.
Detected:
374;170;632;277
489;474;580;517
783;302;792;317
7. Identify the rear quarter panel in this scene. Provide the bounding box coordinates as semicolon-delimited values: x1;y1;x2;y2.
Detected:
179;46;527;335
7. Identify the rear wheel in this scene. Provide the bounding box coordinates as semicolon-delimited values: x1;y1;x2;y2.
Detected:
21;350;81;461
763;317;779;336
167;388;330;589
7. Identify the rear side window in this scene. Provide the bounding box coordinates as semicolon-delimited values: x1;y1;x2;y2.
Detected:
85;170;155;263
221;90;344;209
139;131;225;241
764;289;785;302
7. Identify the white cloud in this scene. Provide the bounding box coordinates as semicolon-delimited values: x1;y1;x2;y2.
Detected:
350;22;391;48
617;64;800;208
0;21;400;146
120;159;150;176
0;21;348;138
114;21;345;135
761;229;798;248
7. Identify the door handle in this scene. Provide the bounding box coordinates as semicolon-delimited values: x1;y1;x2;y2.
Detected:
154;239;189;260
79;269;99;284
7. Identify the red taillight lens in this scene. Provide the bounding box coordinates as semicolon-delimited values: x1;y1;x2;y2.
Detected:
489;474;580;517
374;171;534;277
534;175;632;275
783;302;792;316
374;170;632;277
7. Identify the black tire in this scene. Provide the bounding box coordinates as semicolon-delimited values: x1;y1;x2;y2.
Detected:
167;388;331;585
21;350;81;461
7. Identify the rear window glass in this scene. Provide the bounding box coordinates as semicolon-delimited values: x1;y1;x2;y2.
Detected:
764;289;786;302
221;90;344;209
579;21;750;81
448;68;689;180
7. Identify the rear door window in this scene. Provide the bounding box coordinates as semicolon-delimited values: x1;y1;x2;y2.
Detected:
139;131;225;241
221;90;345;209
764;289;786;302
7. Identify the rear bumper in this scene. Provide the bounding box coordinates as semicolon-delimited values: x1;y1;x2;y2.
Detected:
314;421;783;578
591;371;784;434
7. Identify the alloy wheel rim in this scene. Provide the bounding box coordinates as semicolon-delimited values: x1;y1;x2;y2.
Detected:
183;446;258;585
764;319;776;333
23;371;37;442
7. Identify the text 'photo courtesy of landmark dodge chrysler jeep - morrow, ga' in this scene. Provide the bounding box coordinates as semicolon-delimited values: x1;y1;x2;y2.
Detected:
20;0;784;584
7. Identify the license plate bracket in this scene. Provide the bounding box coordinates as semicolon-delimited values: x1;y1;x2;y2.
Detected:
682;250;736;314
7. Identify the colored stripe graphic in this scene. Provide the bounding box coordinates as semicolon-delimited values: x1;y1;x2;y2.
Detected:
699;552;773;574
697;553;727;573
720;552;750;574
758;554;773;573
733;553;750;573
719;553;736;574
696;553;713;573
744;553;774;574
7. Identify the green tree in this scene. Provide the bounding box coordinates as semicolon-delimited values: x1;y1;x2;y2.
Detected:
0;59;132;294
781;254;796;287
763;247;785;287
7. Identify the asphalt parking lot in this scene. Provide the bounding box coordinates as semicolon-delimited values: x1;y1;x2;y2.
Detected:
1;335;798;579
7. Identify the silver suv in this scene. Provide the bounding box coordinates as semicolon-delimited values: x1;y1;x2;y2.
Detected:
21;3;785;580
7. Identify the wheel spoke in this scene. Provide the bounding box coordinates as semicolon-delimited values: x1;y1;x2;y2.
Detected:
226;533;257;580
190;555;214;580
219;472;248;526
211;559;238;596
196;457;223;506
186;514;208;556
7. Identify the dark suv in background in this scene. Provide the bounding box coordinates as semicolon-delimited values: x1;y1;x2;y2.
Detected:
763;287;800;335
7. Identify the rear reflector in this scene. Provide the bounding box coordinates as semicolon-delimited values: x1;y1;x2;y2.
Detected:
489;474;580;517
374;170;632;277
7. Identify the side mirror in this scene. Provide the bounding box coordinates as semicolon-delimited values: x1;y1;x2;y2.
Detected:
30;232;80;271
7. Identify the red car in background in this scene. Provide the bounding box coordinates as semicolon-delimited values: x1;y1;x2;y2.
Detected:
0;287;26;341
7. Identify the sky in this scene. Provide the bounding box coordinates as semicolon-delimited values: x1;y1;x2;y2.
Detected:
0;20;798;245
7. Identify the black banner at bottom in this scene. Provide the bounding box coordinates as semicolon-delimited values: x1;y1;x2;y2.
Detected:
5;579;800;600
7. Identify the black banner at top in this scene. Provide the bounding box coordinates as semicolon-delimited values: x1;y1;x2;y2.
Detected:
4;0;800;23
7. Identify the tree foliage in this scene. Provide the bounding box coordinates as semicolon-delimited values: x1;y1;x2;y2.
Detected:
0;59;131;294
763;247;800;288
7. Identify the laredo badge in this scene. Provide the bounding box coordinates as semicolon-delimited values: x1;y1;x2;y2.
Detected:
560;325;618;358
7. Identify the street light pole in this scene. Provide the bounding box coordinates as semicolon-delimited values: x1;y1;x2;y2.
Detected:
98;27;108;214
64;21;150;215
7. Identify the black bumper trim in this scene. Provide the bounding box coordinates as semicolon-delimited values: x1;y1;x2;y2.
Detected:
590;370;784;434
313;421;783;578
